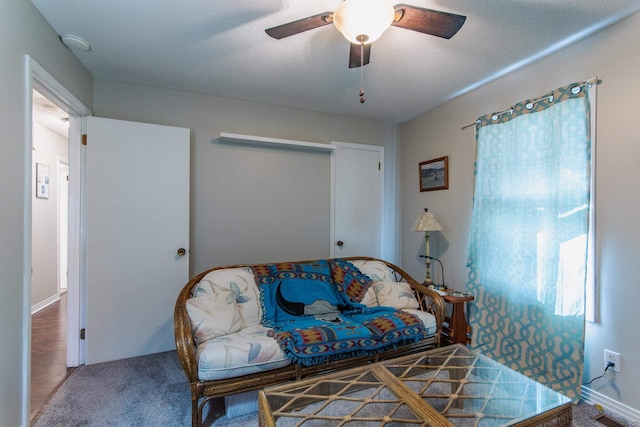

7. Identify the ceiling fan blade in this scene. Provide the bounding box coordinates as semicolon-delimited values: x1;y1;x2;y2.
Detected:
392;4;466;39
349;43;371;68
265;12;333;39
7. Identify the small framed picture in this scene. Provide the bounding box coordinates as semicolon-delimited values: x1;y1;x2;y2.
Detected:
419;156;448;192
36;163;50;199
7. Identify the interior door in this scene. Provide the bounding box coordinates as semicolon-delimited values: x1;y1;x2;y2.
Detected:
332;142;383;258
85;117;190;364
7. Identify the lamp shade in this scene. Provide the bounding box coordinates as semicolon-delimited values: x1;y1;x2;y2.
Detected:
333;0;395;44
412;208;442;232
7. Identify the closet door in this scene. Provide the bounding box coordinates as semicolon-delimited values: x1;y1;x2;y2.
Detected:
332;142;384;258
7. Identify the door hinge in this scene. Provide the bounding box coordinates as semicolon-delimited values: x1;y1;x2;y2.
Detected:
80;328;86;340
82;134;87;146
378;162;381;171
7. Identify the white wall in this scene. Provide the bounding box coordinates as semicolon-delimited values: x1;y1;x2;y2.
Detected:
0;1;93;425
31;122;68;309
92;79;395;275
399;12;640;419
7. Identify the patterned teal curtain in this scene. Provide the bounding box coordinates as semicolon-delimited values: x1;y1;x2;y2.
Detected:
467;82;591;402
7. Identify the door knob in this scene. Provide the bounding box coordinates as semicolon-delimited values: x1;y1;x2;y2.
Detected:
177;248;187;257
336;241;344;247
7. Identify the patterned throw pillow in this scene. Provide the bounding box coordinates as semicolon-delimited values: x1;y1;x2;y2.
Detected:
360;287;379;307
186;291;242;344
195;267;262;328
373;281;420;310
330;259;373;303
349;260;396;282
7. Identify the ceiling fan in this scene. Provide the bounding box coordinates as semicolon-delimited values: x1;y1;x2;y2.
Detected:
265;0;466;69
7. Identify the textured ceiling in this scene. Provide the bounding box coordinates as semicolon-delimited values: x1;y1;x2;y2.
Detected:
31;0;640;123
33;90;69;138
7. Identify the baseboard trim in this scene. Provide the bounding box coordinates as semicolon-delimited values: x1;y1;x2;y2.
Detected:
581;386;640;424
31;294;60;315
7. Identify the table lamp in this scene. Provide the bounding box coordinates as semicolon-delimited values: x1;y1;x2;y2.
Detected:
412;208;442;285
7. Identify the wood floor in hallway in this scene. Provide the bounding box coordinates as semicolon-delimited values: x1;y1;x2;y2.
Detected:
31;293;75;423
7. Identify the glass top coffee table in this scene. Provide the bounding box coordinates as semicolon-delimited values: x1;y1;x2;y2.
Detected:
258;344;572;426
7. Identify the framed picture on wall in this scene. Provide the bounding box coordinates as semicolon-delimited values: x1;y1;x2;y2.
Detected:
36;163;50;199
419;156;448;192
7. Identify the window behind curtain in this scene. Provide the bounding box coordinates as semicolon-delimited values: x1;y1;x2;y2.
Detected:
466;82;592;402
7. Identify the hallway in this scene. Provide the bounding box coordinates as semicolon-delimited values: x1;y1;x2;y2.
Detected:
31;293;74;423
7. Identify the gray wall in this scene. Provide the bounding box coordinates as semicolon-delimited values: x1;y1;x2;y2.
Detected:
399;12;640;418
6;0;638;424
0;1;93;425
31;123;68;308
92;79;394;275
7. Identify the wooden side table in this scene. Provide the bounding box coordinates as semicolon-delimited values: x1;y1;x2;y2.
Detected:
441;290;474;345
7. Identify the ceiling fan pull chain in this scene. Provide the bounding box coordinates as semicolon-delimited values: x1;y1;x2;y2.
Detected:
359;41;365;103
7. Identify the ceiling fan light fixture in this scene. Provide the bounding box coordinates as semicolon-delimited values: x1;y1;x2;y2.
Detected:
333;0;395;44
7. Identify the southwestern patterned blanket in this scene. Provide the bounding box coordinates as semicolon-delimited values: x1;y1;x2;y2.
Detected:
252;259;427;366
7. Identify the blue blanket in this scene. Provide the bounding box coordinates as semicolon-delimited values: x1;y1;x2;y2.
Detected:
253;260;427;366
255;260;358;325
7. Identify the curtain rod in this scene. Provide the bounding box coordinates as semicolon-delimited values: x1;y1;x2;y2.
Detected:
460;76;599;130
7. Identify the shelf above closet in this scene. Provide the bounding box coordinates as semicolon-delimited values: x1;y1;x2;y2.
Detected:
218;132;336;152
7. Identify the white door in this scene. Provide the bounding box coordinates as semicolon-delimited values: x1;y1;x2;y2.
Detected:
85;117;190;364
332;142;384;258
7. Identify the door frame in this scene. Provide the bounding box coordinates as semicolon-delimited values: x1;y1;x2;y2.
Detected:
330;141;385;259
57;158;69;294
24;56;91;422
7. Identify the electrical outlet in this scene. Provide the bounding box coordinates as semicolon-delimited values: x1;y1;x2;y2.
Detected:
604;349;621;373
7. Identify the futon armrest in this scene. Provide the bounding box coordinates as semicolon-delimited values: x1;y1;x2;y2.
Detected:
174;268;213;384
411;282;445;341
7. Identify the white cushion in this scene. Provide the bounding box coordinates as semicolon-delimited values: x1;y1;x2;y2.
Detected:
360;286;378;307
373;280;420;309
402;308;437;336
350;260;395;282
196;325;291;381
186;292;241;344
195;267;262;328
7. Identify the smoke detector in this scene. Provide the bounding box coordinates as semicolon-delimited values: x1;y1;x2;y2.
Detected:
60;34;91;51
